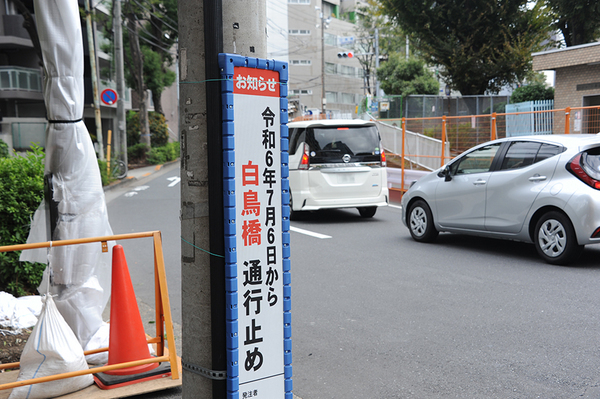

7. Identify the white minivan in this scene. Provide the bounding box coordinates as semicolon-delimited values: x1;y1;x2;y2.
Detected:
287;119;389;218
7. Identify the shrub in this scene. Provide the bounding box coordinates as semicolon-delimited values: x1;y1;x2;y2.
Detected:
0;145;46;296
0;139;9;158
126;111;170;147
147;142;180;165
510;82;554;104
128;143;150;163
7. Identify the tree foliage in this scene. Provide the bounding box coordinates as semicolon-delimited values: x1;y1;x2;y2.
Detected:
354;0;407;95
376;55;439;96
126;110;170;148
103;0;177;132
380;0;552;95
545;0;600;47
510;82;555;103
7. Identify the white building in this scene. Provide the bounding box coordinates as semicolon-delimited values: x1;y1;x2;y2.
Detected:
268;0;367;119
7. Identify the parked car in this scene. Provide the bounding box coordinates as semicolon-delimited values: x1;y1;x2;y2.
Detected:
401;134;600;265
287;119;388;218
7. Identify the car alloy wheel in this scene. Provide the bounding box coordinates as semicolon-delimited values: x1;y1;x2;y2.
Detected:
534;211;582;265
408;200;438;242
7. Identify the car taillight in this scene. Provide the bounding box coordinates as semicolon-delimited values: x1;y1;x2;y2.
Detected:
380;149;386;167
567;153;600;190
299;143;310;170
592;227;600;239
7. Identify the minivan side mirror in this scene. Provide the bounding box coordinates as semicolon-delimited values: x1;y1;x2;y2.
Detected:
438;165;452;182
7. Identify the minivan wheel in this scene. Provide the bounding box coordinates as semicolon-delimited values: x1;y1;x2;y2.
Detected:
408;200;438;242
534;211;582;265
358;206;377;218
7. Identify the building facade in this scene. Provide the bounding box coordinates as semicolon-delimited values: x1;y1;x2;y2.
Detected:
282;0;366;119
533;42;600;135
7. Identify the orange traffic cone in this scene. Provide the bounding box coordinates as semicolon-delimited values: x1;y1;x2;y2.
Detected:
94;245;170;389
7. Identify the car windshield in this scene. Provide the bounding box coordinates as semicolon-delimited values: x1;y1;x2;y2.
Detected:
306;126;381;164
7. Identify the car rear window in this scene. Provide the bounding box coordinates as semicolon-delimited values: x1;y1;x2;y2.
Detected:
305;125;381;164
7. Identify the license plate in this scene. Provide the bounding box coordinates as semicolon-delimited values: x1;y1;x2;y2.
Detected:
338;174;355;183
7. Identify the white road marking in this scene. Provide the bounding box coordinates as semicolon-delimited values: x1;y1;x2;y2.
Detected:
167;176;181;187
290;226;332;239
134;185;149;191
388;204;402;210
124;191;138;197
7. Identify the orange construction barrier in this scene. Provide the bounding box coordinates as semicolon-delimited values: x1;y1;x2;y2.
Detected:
0;231;179;395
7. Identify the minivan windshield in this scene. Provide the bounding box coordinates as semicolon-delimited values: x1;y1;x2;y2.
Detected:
306;126;381;164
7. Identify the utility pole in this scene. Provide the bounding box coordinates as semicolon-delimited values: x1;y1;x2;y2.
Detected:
179;0;266;398
375;27;379;98
320;1;326;116
114;0;127;170
84;0;104;160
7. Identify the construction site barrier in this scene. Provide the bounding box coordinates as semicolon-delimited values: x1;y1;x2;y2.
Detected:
378;105;600;193
0;231;179;392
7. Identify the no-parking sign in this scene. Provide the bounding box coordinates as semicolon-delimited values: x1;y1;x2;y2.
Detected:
100;88;117;105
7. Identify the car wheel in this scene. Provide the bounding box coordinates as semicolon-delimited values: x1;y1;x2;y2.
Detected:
358;206;377;218
408;200;438;242
534;211;582;265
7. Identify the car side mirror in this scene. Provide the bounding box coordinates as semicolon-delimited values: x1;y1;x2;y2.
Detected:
438;165;452;182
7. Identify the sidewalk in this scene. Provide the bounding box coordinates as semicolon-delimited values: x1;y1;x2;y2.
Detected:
103;162;175;192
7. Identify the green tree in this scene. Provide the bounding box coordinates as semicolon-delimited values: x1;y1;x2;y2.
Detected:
510;82;555;103
354;0;407;95
380;0;552;95
376;55;439;96
103;0;177;149
545;0;600;47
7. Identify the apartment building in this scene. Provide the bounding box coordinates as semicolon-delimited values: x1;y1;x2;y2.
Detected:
279;0;366;119
0;0;135;154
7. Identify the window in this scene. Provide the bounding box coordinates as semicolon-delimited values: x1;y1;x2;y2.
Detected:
324;32;337;46
450;143;501;175
325;91;338;103
288;0;310;3
289;29;311;35
289;89;313;95
500;142;539;170
341;93;355;104
499;141;563;171
290;60;312;66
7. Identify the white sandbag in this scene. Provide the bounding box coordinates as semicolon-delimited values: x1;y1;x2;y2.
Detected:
83;322;109;365
0;292;42;330
8;295;93;399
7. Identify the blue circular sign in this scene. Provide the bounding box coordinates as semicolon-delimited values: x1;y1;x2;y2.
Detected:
101;88;118;105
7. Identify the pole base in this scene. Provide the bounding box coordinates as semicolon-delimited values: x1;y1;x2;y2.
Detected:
93;362;171;390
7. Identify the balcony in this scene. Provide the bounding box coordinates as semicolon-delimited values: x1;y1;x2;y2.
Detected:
0;66;43;100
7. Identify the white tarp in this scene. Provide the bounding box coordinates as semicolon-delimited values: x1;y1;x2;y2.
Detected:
20;0;114;360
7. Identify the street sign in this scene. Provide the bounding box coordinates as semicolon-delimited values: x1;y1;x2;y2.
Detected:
219;54;292;399
100;88;117;105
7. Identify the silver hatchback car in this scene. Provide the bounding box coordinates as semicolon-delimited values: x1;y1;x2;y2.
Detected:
401;134;600;265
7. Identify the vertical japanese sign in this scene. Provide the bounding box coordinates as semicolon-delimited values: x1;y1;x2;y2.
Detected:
218;54;292;399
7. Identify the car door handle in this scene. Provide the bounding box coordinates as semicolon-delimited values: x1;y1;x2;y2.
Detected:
528;175;547;182
473;179;487;186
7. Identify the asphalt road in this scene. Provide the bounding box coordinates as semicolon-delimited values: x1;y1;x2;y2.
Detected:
104;164;600;398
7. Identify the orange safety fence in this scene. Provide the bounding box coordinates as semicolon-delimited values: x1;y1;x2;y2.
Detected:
379;105;600;195
0;231;179;391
